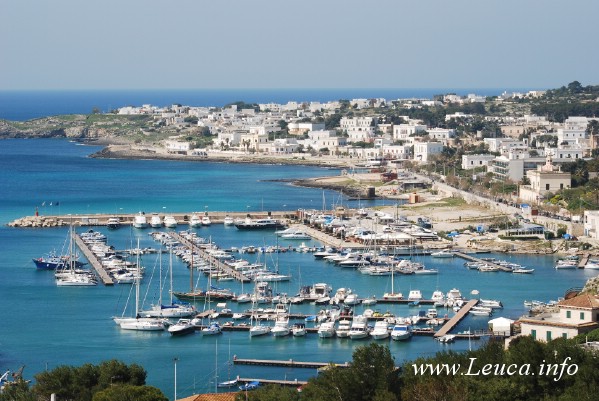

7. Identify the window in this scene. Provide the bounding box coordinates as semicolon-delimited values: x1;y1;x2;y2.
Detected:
566;311;571;318
546;331;552;341
562;333;568;339
531;329;536;339
546;184;550;190
580;312;585;320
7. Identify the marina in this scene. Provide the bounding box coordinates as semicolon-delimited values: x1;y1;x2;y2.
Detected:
1;139;596;400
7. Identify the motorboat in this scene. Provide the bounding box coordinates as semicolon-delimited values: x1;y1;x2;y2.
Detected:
362;296;377;306
407;290;423;301
431;290;445;306
446;288;463;301
512;267;535;274
370;321;390;340
292;323;306;337
271;315;290;337
335;319;351;338
280;230;311;240
201;215;212;226
239;381;260;391
479;299;503;308
107;217;121;230
234;217;286;230
478;264;500;272
163;215;178;228
274;227;296;236
223;215;235;226
426;308;438;319
344;293;360;306
189;214;202;228
348;315;370;340
168;318;195;336
555;260;577;269
390;323;412;341
133;212;148;229
150;213;162;228
437;334;456;343
33;252;86;270
431;250;453;258
469;306;492;316
201;322;222;336
317;321;336;338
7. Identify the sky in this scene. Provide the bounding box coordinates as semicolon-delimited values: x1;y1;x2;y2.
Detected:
1;0;598;91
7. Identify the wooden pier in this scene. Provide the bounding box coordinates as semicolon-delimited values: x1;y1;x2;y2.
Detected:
170;232;251;283
72;234;114;285
578;253;590;268
452;252;513;272
233;358;349;369
434;299;478;337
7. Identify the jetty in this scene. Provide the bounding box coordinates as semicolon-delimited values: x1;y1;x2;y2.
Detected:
578;253;590;268
434;299;478;337
452;252;513;272
233;358;349;369
169;232;251;283
72;234;114;285
237;377;308;387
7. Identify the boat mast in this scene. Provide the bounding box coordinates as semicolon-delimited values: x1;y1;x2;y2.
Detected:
135;238;140;317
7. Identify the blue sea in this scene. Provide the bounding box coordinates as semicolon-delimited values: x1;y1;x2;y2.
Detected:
0;140;590;400
0;88;534;121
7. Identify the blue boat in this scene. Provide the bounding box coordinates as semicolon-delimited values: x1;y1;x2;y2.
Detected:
32;253;86;270
239;381;260;391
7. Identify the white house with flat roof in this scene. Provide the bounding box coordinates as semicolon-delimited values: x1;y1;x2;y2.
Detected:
393;123;426;142
519;293;599;342
584;210;599;239
414;142;443;163
462;154;496;170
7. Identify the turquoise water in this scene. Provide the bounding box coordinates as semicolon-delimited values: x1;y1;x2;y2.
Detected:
0;139;593;399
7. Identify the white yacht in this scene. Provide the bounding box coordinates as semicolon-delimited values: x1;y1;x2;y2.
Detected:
431;250;454;258
223;215;235;226
201;215;212;226
407;290;423;301
431;290;445;306
390;323;412;341
133;212;148;229
189;214;202;228
344;293;360;306
348;315;370;340
271;315;291;337
370;320;390;340
107;217;121;230
163;215;178;228
335;319;351;338
280;230;311;240
292;323;306;337
150;213;162;228
168;318;195;336
317;321;336;338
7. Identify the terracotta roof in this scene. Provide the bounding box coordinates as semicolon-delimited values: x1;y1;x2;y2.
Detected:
176;392;238;401
558;293;599;309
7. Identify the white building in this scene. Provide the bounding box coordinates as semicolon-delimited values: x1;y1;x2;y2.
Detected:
288;122;325;136
427;128;456;143
304;130;347;152
413;142;443;163
461;154;496;170
557;127;587;147
584;210;599;239
382;144;412;160
488;156;524;182
519;155;571;204
266;138;299;154
519;293;599;342
340;116;377;142
392;123;426;142
164;140;193;154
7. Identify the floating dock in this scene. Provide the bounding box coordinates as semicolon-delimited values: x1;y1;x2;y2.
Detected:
434;299;478;337
169;232;251;283
233;358;349;369
578;253;590;268
72;234;114;285
452;252;513;272
237;377;308;386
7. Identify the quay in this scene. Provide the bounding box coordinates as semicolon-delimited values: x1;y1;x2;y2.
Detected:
233;358;349;369
434;299;478;337
169;232;251;283
452;252;513;272
72;234;114;285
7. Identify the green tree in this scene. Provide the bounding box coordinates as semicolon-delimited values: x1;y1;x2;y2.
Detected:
92;385;168;401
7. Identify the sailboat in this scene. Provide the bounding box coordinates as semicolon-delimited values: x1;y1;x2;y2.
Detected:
55;223;97;287
249;282;271;337
382;256;403;300
140;249;196;318
217;340;239;388
113;240;166;331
